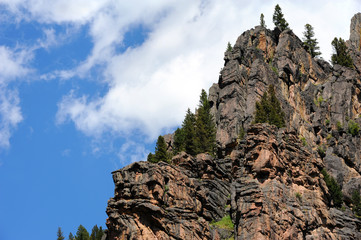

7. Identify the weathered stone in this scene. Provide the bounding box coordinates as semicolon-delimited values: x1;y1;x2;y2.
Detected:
105;14;361;240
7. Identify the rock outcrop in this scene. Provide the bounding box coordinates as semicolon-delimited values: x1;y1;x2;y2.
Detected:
105;13;361;240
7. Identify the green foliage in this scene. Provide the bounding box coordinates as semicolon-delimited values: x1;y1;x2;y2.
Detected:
69;233;75;240
321;169;343;208
210;215;234;230
325;119;330;126
196;89;216;154
75;225;90;240
173;90;216;156
90;225;104;240
303;24;321;58
336;121;343;132
57;227;65;240
326;133;332;141
299;136;307;146
260;13;266;28
295;192;302;201
238;126;245;140
348;120;360;136
272;4;289;31
317;144;326;158
331;37;354;68
226;42;233;52
352;190;361;217
173;128;185;154
182;108;198;155
254;85;285;128
148;136;170;163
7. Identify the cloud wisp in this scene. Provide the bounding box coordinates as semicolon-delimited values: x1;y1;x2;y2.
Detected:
0;0;360;159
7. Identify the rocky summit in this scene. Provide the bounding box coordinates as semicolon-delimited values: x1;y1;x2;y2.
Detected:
104;13;361;239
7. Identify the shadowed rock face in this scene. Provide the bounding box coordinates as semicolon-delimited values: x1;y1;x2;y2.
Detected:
105;13;361;240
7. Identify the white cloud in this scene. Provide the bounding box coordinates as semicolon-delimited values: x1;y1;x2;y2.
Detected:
1;0;361;156
0;87;23;148
56;0;361;142
0;45;31;149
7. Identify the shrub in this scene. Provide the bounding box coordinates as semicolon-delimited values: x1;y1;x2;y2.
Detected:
325;119;330;126
317;145;326;158
239;126;245;140
295;192;302;201
336;121;343;132
348;120;360;136
352;190;361;217
210;215;234;230
321;169;343;208
299;136;307;146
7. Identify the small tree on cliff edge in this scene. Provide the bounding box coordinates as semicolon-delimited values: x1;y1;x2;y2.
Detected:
254;85;285;128
196;89;216;154
303;24;321;58
273;4;289;31
331;37;353;68
148;135;170;163
260;13;266;28
57;227;65;240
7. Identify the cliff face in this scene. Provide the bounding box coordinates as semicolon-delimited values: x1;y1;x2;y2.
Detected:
105;13;361;240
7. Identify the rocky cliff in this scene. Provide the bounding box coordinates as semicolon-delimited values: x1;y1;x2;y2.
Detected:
105;13;361;239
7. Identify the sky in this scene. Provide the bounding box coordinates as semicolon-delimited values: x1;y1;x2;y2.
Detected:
0;0;359;239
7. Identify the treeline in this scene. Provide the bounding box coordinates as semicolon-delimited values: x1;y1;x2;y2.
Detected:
57;225;104;240
258;4;353;67
147;89;216;163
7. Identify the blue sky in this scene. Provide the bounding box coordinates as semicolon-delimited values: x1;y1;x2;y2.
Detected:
0;1;359;239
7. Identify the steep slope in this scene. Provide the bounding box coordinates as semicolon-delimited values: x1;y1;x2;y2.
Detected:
104;13;361;240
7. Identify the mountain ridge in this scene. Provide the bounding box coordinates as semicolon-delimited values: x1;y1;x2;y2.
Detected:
104;13;361;240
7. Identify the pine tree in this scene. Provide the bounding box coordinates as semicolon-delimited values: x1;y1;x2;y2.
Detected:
196;89;216;154
69;233;75;240
260;13;266;28
272;4;289;31
303;24;321;58
321;169;343;208
226;42;232;52
182;108;197;155
75;225;90;240
90;225;104;240
254;85;285;128
147;152;156;163
154;135;169;163
173;128;185;154
352;190;361;216
57;227;65;240
331;37;353;68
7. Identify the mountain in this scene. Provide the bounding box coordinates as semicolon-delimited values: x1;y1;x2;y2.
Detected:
103;13;361;239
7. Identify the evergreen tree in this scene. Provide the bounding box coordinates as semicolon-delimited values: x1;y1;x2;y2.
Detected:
57;227;65;240
331;37;353;68
272;4;289;31
69;233;75;240
352;190;361;216
226;42;232;52
90;225;104;240
173;128;185;154
147;152;156;163
254;85;285;128
260;13;266;28
303;24;321;58
75;225;90;240
321;169;343;208
195;89;216;154
154;135;169;163
182;108;197;155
